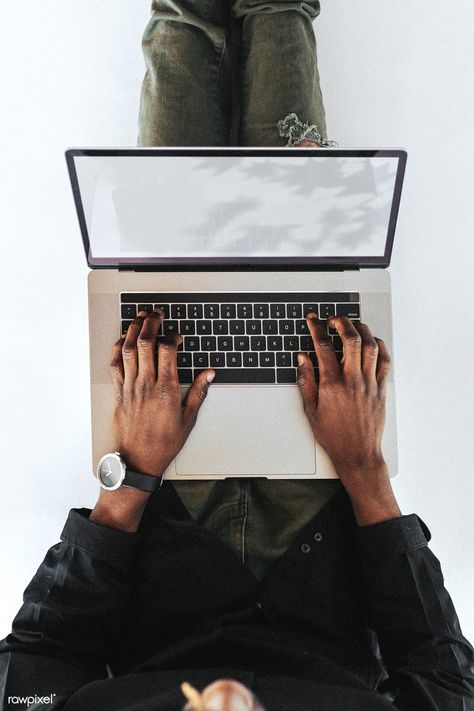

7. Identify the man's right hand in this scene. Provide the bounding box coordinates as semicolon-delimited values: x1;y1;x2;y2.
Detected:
296;315;401;525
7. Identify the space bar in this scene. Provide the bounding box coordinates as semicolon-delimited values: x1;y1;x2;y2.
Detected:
195;368;275;383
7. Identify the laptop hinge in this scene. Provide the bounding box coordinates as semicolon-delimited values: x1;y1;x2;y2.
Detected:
118;264;361;272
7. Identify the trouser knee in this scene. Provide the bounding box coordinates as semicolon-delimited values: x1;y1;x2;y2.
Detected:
232;0;321;21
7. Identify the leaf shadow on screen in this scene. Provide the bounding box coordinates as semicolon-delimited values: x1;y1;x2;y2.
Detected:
190;156;393;254
110;156;394;255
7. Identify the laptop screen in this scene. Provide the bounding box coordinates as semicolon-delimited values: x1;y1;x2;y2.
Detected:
67;149;406;268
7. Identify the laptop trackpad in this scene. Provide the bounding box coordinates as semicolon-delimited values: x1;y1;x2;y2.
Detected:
175;386;316;477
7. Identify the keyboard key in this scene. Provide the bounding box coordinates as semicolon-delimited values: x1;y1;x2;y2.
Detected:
303;304;319;317
295;319;309;334
210;352;226;368
254;304;269;319
328;326;338;335
230;320;245;335
171;304;186;319
184;336;200;351
246;320;262;335
177;352;192;368
177;369;193;384
263;320;278;335
332;336;343;351
284;336;300;351
188;304;203;319
336;304;360;319
251;336;266;351
270;304;285;318
197;320;212;335
287;304;302;318
221;304;236;319
213;320;229;335
226;352;242;367
320;303;335;319
138;303;153;314
163;320;179;335
300;336;315;351
204;304;220;319
121;320;133;333
243;352;259;367
237;304;252;318
193;352;209;368
121;304;137;319
276;352;292;367
179;320;195;335
267;336;283;351
277;368;297;383
194;368;275;383
308;351;318;367
201;337;217;351
154;304;170;319
279;320;294;335
235;336;250;351
218;336;233;351
259;352;275;367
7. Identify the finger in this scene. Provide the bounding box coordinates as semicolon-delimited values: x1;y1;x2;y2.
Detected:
296;352;319;420
136;308;164;382
110;338;125;397
374;337;391;392
352;322;379;383
327;316;362;380
122;310;147;384
182;369;215;431
306;313;340;383
156;330;182;388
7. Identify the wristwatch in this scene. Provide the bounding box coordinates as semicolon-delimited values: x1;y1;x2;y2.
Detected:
96;452;161;493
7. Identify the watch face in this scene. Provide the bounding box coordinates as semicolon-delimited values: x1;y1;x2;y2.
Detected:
97;454;124;490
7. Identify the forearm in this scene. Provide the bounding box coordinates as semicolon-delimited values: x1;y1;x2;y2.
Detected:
90;487;152;532
339;460;402;526
357;515;474;709
0;508;137;703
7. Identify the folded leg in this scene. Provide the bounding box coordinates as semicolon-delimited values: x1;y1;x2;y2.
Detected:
138;0;233;146
232;0;330;146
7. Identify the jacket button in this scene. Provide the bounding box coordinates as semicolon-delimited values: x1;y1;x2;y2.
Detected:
300;543;311;554
313;532;323;542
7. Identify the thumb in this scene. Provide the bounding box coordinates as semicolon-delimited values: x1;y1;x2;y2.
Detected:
296;352;318;416
182;369;215;430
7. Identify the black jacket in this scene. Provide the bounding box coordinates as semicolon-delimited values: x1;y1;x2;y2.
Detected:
1;483;473;710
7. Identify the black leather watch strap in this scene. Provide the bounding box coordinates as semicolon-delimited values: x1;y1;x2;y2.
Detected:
123;468;161;493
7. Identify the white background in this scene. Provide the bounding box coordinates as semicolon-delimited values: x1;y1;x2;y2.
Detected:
0;0;473;647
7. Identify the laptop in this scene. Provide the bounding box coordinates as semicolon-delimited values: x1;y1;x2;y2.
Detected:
66;147;407;480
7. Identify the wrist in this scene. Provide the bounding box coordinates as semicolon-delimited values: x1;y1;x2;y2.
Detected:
90;487;151;532
336;460;402;526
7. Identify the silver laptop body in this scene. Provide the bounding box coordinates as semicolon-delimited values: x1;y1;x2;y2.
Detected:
66;147;407;480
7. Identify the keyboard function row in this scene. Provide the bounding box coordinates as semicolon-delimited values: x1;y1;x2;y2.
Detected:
121;301;360;321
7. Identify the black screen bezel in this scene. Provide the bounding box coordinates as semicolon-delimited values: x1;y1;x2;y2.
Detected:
65;147;407;270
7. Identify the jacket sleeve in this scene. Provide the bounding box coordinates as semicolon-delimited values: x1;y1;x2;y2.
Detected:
356;514;474;711
0;508;137;710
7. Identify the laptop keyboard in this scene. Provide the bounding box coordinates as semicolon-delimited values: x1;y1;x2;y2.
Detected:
120;292;360;384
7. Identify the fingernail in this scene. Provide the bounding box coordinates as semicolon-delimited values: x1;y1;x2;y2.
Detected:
206;371;215;383
297;353;305;366
138;310;147;317
328;317;336;325
306;312;317;319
